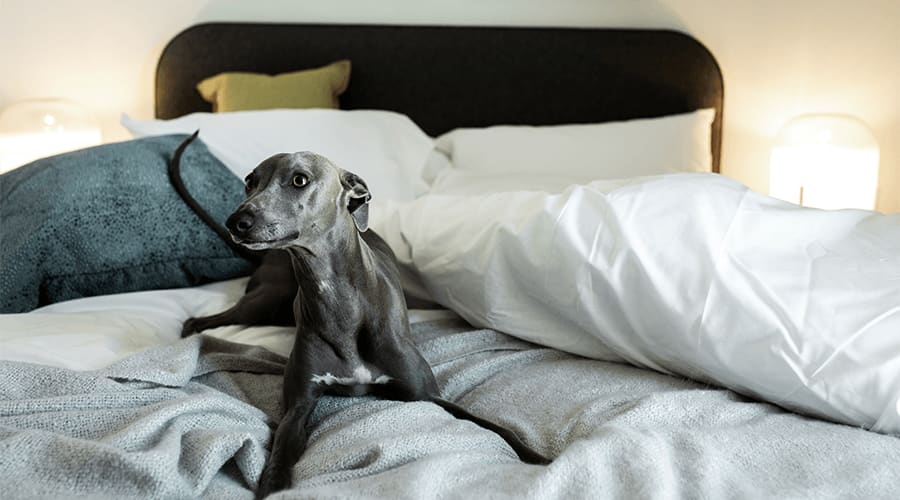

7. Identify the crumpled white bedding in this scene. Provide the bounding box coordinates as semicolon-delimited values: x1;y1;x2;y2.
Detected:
373;172;900;434
0;277;457;371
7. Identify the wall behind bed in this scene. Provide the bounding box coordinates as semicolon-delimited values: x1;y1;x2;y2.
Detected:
1;0;898;212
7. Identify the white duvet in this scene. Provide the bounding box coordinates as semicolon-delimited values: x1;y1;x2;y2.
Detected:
373;173;900;434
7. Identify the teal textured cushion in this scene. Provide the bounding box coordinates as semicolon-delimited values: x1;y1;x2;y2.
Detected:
0;135;254;313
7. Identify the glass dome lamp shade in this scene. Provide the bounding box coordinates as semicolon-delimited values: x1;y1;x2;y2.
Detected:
0;98;102;173
769;113;879;210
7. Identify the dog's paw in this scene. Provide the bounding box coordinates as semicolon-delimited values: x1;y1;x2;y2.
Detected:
180;318;198;338
522;448;553;466
255;464;291;499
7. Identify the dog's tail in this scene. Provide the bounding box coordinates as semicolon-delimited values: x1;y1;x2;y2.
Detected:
168;131;262;264
431;396;551;465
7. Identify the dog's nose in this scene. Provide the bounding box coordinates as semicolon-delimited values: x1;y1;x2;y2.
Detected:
226;210;255;237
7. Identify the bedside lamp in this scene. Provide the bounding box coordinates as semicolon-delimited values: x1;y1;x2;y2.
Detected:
0;99;102;174
769;113;879;210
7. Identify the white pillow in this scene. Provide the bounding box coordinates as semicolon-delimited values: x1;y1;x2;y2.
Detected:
429;168;594;195
121;109;434;202
432;108;715;180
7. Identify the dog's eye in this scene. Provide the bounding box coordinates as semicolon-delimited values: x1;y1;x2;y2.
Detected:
292;174;309;188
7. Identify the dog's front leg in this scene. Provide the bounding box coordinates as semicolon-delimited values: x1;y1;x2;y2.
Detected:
256;400;317;498
256;357;322;499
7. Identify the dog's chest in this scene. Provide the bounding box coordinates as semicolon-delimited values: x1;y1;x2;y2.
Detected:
311;365;392;387
310;365;392;397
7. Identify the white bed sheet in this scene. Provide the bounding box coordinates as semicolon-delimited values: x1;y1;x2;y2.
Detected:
0;277;457;371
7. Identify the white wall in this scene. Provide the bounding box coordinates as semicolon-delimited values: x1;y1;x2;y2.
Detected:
2;0;898;210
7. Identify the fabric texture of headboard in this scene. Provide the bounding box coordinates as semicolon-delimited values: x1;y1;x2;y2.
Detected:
156;23;723;171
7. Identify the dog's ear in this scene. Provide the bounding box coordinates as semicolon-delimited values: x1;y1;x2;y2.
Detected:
340;170;371;232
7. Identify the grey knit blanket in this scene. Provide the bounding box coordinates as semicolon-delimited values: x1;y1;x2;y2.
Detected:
1;319;899;499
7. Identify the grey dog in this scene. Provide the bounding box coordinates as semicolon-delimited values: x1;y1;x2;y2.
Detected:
173;141;550;498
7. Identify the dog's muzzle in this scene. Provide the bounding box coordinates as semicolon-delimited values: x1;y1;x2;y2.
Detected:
226;209;255;239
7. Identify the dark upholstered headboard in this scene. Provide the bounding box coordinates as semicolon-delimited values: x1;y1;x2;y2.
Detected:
157;23;723;171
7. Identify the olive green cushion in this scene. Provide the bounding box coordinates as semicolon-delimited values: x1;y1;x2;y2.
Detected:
196;60;351;112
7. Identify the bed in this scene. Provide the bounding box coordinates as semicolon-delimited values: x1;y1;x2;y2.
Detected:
2;23;900;499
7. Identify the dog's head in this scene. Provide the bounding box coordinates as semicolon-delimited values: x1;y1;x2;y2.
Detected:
226;152;371;251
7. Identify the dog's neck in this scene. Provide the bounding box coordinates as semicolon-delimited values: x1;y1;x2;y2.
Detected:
284;228;375;328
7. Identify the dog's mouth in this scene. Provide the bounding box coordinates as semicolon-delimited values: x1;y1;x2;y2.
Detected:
231;231;300;250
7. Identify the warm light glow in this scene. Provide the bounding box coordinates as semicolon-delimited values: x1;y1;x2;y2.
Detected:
770;114;879;210
0;99;101;174
0;130;103;173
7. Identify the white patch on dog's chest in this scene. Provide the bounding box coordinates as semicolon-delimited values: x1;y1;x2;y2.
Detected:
311;366;392;386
